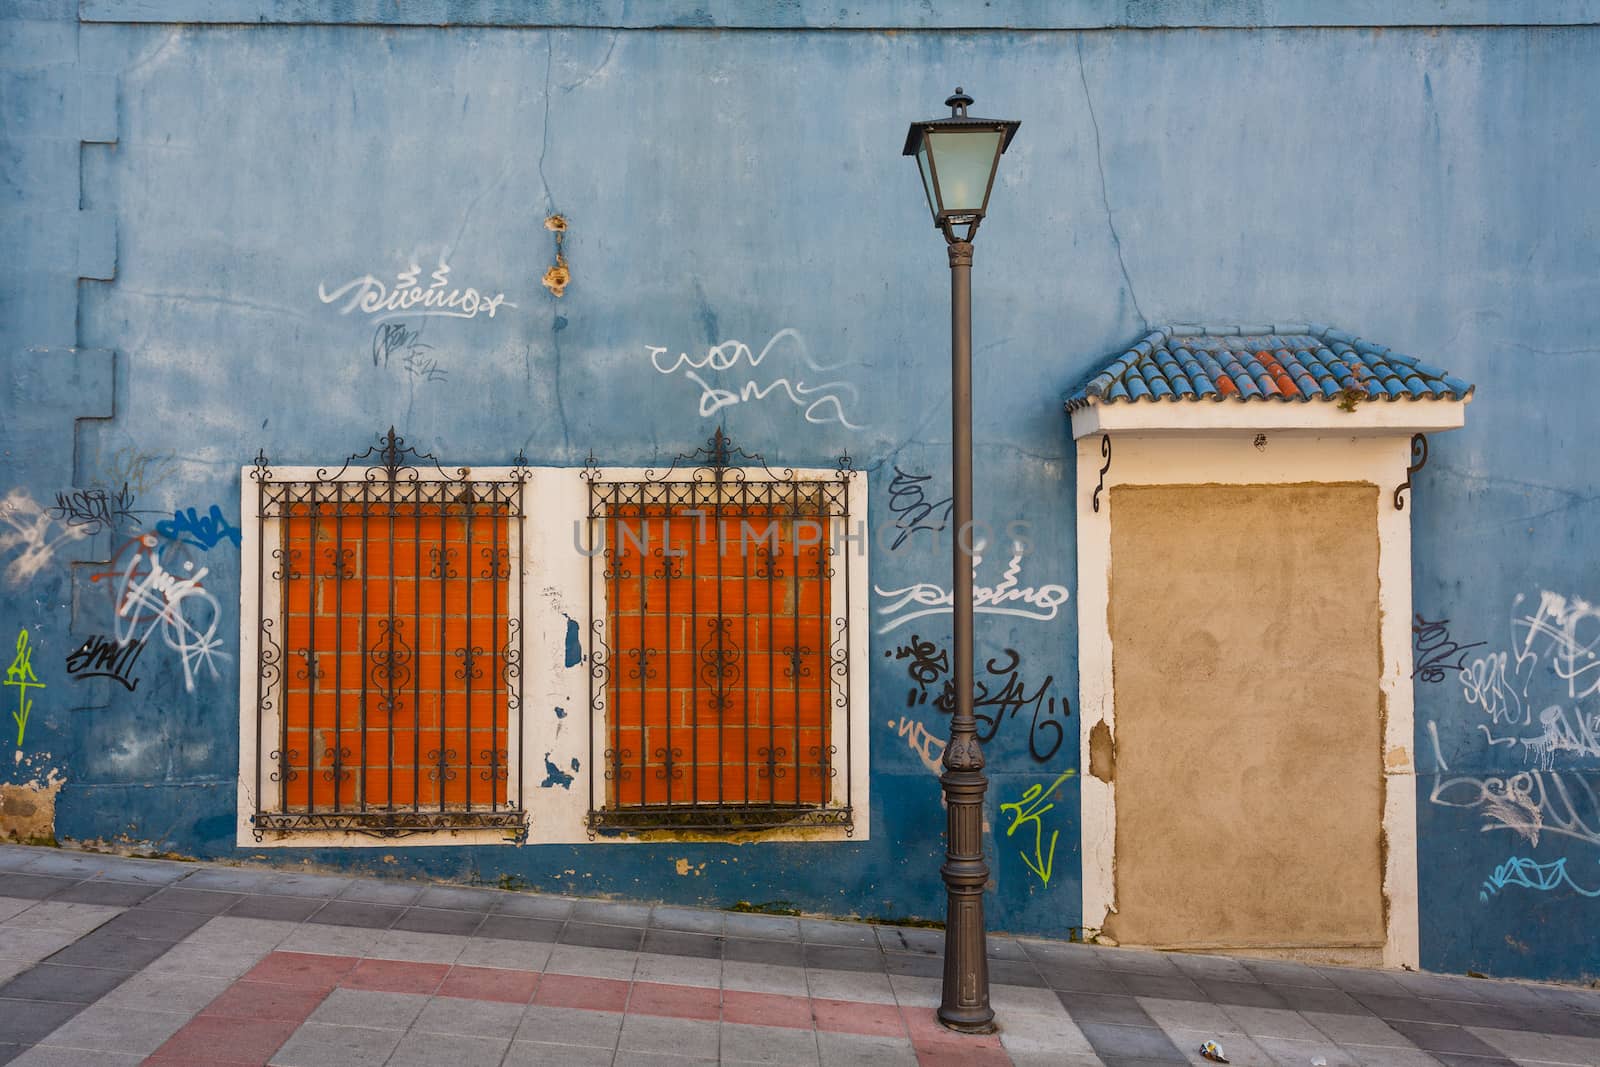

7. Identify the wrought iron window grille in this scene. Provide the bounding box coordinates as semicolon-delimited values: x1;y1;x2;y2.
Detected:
582;429;856;835
249;428;528;841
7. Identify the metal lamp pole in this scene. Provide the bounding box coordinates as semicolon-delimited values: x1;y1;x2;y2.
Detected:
902;88;1019;1034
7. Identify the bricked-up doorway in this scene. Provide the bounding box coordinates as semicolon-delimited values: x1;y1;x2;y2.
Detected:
246;430;529;840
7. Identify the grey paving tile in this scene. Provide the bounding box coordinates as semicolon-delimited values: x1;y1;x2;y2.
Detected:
455;936;554;972
8;1045;144;1066
96;970;233;1013
882;951;942;978
46;930;176;970
0;927;82;964
3;902;119;935
543;944;638;981
635;951;721;988
1197;979;1287;1009
0;849;41;872
141;939;272;979
1078;1021;1188;1062
173;867;284;894
1156;1026;1276;1066
413;995;525;1038
34;1002;188;1055
1219;1004;1326;1042
182;916;297;950
640;929;721;960
572;900;652;927
502;1041;615;1066
0;898;34;923
476;914;563;944
1387;1020;1512;1058
366;929;466;965
305;900;403;930
140;887;242;915
650;906;723;936
800;919;876;949
1427;1053;1517;1067
1426;996;1533;1030
987;936;1030;962
1341;1045;1443;1066
1274;982;1366;1015
1168;954;1254;982
0;963;129;1003
1250;1035;1357;1064
308;988;429;1029
722;913;801;942
560;921;644;952
721;1021;822;1064
1391;971;1491;1002
0;998;83;1044
1060;991;1160;1027
875;926;942;956
1041;962;1132;995
1101;950;1181;977
99;905;211;941
79;857;193;886
815;1031;918;1067
268;1021;402;1066
0;876;77;901
45;881;156;907
618;1014;719;1058
516;1004;623;1047
1241;958;1336;989
801;944;882;974
1119;972;1206;1001
17;854;118;880
1317;966;1409;997
1353;992;1454;1024
226;893;327;921
612;1052;717;1067
1303;1009;1420;1047
989;958;1046;988
386;1029;510;1067
393;906;487;936
258;872;353;899
415;885;501;913
1021;938;1109;969
724;937;803;968
334;879;422;906
491;894;574;920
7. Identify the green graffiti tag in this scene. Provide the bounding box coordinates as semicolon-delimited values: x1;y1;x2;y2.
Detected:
4;629;43;745
1000;769;1076;887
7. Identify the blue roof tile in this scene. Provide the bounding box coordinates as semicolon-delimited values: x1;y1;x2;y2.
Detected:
1065;324;1475;412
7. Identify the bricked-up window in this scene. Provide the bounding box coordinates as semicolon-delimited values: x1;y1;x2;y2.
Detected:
248;430;528;840
583;431;855;833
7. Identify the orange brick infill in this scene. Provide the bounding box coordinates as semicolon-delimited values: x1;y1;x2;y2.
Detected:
148;952;1016;1066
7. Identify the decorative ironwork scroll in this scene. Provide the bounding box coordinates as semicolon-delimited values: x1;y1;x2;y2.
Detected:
1092;434;1112;513
250;429;528;841
584;428;855;834
1394;433;1429;511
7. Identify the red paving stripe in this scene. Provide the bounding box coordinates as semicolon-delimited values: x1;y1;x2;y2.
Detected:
144;1015;301;1066
437;963;541;1004
721;989;814;1030
341;957;449;994
811;996;907;1038
628;980;721;1021
533;972;630;1013
241;950;358;992
199;979;329;1021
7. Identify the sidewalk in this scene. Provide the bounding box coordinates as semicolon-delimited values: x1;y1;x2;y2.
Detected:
0;845;1596;1066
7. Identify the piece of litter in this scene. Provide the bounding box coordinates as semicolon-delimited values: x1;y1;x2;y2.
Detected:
1199;1039;1229;1063
1311;1058;1328;1066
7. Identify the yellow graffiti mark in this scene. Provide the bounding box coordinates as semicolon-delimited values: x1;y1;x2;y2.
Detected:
5;629;44;745
999;769;1076;887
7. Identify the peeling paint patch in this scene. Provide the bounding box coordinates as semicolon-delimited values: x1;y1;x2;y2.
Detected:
554;705;567;719
1089;719;1115;783
564;616;582;667
1;766;64;843
674;858;707;877
540;753;575;790
1385;745;1410;771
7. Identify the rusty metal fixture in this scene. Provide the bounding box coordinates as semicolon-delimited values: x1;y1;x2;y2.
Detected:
905;88;1019;1035
543;214;570;296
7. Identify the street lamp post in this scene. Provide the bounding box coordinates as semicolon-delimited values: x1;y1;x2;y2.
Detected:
903;88;1020;1034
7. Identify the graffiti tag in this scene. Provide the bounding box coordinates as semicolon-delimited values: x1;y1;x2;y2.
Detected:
888;638;1068;762
873;546;1069;633
47;484;140;535
64;634;145;693
1412;614;1486;683
319;261;515;322
0;491;90;585
92;535;227;693
5;630;43;745
1480;855;1600;902
1000;770;1077;886
885;467;952;551
155;505;241;552
648;328;862;429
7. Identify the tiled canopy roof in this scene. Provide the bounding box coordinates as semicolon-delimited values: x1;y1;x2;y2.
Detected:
1064;324;1475;413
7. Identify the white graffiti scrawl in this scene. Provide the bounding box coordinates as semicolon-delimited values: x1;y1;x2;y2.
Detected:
873;545;1069;634
648;328;862;429
318;261;515;323
92;535;228;693
0;490;90;585
1427;589;1600;861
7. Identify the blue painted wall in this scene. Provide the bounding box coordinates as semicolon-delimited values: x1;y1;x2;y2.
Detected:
3;0;1598;983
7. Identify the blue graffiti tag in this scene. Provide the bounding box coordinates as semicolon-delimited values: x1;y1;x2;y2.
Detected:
1480;856;1600;902
155;505;241;551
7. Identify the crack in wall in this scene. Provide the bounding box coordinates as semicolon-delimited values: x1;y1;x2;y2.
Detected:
1076;36;1147;333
